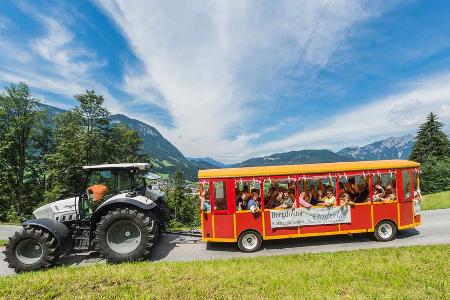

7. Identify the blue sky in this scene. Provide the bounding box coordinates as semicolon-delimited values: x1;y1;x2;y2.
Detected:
1;0;449;163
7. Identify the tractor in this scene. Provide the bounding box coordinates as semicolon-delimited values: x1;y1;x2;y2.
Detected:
3;163;170;272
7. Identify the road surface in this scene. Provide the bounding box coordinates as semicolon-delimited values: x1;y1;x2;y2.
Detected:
1;208;450;276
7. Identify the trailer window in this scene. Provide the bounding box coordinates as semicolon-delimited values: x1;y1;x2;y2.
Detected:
372;173;397;202
402;170;412;200
236;180;261;211
214;181;227;211
264;178;295;209
200;182;211;212
338;175;369;203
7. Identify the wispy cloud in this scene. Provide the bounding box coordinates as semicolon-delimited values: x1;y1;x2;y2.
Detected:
0;6;122;113
95;0;375;162
257;71;450;155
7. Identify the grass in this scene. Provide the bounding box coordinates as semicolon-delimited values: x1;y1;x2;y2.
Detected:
0;240;6;246
422;190;450;210
0;244;449;299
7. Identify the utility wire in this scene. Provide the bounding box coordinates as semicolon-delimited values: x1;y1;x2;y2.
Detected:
288;0;373;117
255;0;330;146
256;0;372;147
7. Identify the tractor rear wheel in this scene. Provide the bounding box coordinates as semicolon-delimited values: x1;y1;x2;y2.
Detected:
3;226;60;272
95;208;158;263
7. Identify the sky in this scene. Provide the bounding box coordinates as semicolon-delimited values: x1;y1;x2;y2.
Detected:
0;0;449;164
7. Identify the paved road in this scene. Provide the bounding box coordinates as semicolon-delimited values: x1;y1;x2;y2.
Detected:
1;209;450;276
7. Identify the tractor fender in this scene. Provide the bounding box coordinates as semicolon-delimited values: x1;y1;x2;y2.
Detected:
22;218;73;254
90;198;156;231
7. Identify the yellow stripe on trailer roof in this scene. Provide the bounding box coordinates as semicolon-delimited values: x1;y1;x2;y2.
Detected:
198;160;420;179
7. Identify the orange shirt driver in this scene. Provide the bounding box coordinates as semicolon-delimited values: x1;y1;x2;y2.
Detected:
87;184;109;203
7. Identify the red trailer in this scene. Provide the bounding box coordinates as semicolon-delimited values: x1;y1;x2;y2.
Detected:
198;160;421;252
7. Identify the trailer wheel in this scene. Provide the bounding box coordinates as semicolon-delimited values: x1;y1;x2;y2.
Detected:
238;230;262;252
374;220;397;242
2;226;60;272
95;208;158;263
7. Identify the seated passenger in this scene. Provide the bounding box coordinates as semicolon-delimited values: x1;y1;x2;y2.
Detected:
308;185;320;206
382;184;396;201
264;186;276;207
298;191;312;208
202;191;211;212
276;190;293;209
372;184;385;202
246;191;260;213
320;188;336;207
354;182;369;203
339;192;353;206
235;190;244;211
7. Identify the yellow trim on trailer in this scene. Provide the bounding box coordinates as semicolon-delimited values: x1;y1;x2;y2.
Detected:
202;237;237;242
212;214;215;239
233;213;237;239
198;160;420;179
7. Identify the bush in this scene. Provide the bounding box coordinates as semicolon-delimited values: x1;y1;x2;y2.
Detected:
6;205;22;224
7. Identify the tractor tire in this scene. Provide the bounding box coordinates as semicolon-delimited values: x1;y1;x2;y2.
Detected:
94;208;159;263
2;226;60;272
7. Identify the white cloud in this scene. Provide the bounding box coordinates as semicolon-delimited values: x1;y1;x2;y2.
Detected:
95;0;373;163
257;72;450;155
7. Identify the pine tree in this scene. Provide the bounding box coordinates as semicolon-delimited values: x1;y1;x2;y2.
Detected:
409;112;450;163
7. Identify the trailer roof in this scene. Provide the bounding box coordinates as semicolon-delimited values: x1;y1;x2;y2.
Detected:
82;163;151;171
198;160;420;179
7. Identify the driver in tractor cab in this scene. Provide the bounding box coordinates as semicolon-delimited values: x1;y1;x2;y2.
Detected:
87;179;109;204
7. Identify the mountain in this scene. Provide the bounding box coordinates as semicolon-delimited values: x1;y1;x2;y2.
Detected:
337;134;414;161
37;104;201;179
187;157;226;168
232;150;354;167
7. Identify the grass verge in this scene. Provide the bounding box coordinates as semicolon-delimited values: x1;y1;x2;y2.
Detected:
0;240;6;246
0;244;449;299
422;190;450;210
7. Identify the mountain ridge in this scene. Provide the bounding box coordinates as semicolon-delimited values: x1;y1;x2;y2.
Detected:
38;103;419;178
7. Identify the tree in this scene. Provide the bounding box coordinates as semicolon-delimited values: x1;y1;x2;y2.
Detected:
45;110;86;200
166;170;200;227
409;112;450;163
102;124;143;163
420;156;450;194
0;83;43;215
74;90;110;165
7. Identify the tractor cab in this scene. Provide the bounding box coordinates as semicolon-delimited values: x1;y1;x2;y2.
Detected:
80;163;152;218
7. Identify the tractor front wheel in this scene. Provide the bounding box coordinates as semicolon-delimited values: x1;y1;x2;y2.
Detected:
95;208;158;263
3;226;60;272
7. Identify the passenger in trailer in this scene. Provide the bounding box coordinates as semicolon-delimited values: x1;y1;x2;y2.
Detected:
298;191;312;208
236;184;250;211
275;189;293;209
339;192;352;206
307;185;320;205
319;188;336;207
202;191;211;212
354;181;369;203
382;184;396;201
246;190;260;213
372;184;385;202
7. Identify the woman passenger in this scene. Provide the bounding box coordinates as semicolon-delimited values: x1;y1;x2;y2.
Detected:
298;191;312;208
382;184;396;201
320;188;336;207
